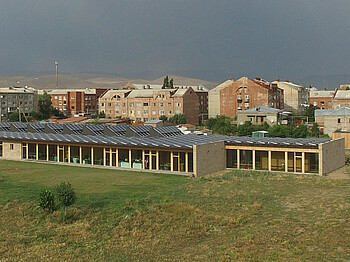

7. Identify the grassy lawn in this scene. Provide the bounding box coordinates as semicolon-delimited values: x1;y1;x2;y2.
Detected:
0;160;350;261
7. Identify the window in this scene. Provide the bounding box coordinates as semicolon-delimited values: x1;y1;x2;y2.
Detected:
137;110;141;115
144;110;149;115
152;110;156;115
245;95;249;99
116;110;119;114
245;103;249;107
108;103;111;106
176;103;181;107
338;118;341;123
168;103;172;106
168;111;172;115
152;103;156;107
115;102;119;107
313;102;317;106
176;110;181;114
10;144;14;150
59;96;62;100
321;101;325;105
101;103;105;106
130;110;134;115
122;103;126;107
143;102;149;106
159;110;165;115
136;103;141;107
54;96;58;99
160;103;164;107
122;110;126;114
129;102;134;107
71;96;75;99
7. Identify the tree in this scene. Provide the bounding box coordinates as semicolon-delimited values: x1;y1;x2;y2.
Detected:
305;106;316;122
268;125;292;138
237;121;255;136
169;113;187;124
162;75;174;89
159;115;168;122
310;123;320;138
55;182;77;210
292;124;309;138
38;92;53;119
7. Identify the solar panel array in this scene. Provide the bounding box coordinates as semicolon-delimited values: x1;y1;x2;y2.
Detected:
129;126;153;137
84;124;105;135
11;122;27;132
0;122;11;131
152;126;183;137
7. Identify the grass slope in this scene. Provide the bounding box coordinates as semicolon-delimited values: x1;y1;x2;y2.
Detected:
0;160;350;261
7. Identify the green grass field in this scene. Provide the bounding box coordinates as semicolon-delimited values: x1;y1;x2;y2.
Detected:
1;160;350;261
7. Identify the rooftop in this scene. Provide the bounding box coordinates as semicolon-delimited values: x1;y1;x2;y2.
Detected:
239;106;282;114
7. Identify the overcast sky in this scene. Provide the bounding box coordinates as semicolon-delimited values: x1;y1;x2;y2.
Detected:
0;0;349;82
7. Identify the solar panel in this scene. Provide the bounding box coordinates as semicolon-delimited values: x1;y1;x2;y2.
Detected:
46;123;64;133
0;122;11;131
11;122;27;132
153;126;183;137
84;124;105;135
129;126;152;137
28;123;46;133
105;125;127;136
64;124;84;134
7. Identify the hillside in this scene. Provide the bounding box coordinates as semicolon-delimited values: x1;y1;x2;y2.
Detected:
0;73;218;90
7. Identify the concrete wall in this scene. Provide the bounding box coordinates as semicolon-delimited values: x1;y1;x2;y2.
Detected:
319;138;345;176
2;141;22;160
193;141;226;176
323;116;350;136
332;132;350;148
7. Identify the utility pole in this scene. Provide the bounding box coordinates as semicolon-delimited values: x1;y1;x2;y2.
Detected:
55;61;59;89
0;95;3;122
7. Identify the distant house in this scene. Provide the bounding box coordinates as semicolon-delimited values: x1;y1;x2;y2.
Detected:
237;106;289;126
315;107;350;135
144;119;164;128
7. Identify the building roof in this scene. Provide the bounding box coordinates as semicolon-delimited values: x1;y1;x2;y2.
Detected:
310;90;334;98
315;107;350;117
272;81;304;91
43;88;97;95
334;90;350;100
0;86;36;94
0;130;329;150
100;89;131;99
210;79;235;92
239;106;282;114
314;109;334;117
144;120;163;124
131;84;208;92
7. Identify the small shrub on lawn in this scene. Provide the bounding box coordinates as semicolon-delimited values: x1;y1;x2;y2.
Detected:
55;182;77;209
39;190;56;213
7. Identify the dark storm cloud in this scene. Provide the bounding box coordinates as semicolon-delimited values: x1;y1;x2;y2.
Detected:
0;0;350;81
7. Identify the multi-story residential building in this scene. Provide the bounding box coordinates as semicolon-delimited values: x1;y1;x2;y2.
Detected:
121;83;209;115
272;80;309;113
43;88;108;116
99;87;200;124
332;90;350;109
0;86;38;121
209;77;284;118
208;79;235;118
309;89;334;109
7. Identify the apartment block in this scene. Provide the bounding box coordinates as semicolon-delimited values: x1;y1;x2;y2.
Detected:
44;88;108;116
99;87;200;124
0;86;38;121
209;77;284;118
309;90;334;109
272;80;309;113
315;107;350;136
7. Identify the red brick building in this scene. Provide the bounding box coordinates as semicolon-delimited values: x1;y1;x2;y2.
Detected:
45;88;108;116
309;90;334;109
211;77;284;118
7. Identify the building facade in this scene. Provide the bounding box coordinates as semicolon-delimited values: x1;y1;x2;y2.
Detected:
43;88;108;116
309;90;334;109
0;86;38;121
209;77;284;118
272;80;309;113
99;88;200;124
0;122;344;176
208;79;235;118
237;106;288;126
315;107;350;136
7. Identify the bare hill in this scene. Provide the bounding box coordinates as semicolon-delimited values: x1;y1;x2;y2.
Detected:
0;73;218;90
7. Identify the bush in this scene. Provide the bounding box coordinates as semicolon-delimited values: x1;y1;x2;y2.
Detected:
55;182;77;209
39;190;56;213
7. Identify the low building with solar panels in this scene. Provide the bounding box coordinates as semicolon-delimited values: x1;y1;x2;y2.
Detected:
0;122;345;176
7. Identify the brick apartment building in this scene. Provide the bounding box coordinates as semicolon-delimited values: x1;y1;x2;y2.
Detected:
121;83;208;114
309;89;335;109
99;87;200;124
0;86;38;121
44;88;108;116
209;77;284;118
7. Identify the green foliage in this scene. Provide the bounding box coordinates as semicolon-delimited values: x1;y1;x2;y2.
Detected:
261;121;270;131
305;106;316;122
237;121;255;136
159;115;168;121
39;190;56;213
52;107;64;117
169;113;187;124
205;115;236;135
310;123;320;138
55;182;77;209
162;75;174;89
268;124;309;138
38;92;53;119
291;124;309;138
